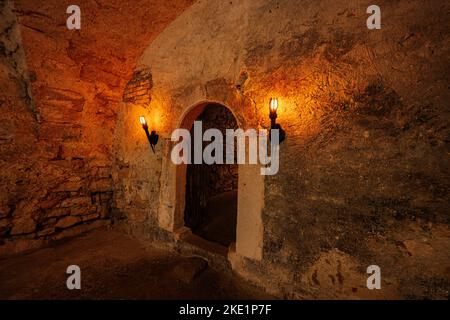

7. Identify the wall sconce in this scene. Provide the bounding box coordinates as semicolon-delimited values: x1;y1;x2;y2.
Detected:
269;98;286;143
139;116;159;153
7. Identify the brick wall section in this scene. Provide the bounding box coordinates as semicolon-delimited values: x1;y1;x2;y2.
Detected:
123;69;153;104
0;0;194;257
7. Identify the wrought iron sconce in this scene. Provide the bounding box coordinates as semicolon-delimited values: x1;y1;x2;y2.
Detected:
139;116;159;153
269;98;286;143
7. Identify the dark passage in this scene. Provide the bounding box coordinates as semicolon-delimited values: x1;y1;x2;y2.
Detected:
184;104;238;247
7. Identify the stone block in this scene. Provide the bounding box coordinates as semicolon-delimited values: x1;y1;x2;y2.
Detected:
37;227;55;237
39;196;62;210
81;212;100;222
89;178;112;192
40;123;83;142
70;205;96;216
55;179;83;192
60;196;91;208
46;208;68;218
10;217;36;235
55;216;81;229
94;166;111;178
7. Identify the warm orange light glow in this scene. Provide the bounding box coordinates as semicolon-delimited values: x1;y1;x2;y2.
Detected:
152;109;161;130
270;98;278;114
139;116;147;126
270;98;278;112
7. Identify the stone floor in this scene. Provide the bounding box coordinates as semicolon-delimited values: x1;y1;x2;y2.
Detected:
194;190;238;247
0;227;271;299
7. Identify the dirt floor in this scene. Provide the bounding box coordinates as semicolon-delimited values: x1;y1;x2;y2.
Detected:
0;228;272;299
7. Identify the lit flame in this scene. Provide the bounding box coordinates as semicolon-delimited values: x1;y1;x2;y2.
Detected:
139;116;147;126
269;98;278;114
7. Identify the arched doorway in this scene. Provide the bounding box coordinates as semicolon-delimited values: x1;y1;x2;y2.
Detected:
184;103;238;247
158;98;264;261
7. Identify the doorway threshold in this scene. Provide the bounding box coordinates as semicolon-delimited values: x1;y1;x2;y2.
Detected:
175;227;229;257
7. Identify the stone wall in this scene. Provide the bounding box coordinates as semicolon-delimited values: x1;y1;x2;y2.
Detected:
0;0;38;248
114;0;450;299
1;0;449;299
0;0;194;256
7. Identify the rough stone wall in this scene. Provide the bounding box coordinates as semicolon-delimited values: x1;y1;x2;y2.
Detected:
0;0;39;249
0;0;194;256
114;0;450;299
2;0;448;299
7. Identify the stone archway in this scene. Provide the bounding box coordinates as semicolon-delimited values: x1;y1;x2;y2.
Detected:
172;102;238;250
183;103;238;247
157;100;264;261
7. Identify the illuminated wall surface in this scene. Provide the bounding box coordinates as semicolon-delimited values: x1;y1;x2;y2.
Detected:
0;0;449;300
